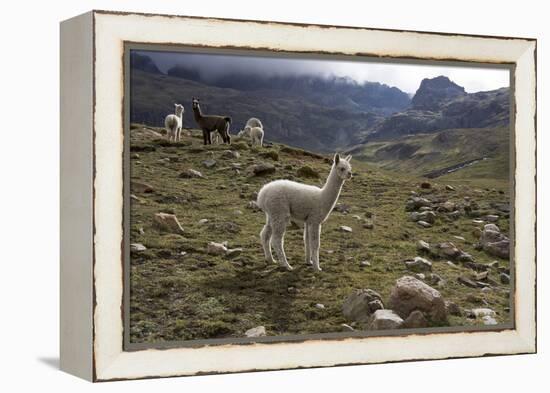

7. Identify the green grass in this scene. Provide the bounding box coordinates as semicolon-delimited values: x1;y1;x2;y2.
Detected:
129;125;512;344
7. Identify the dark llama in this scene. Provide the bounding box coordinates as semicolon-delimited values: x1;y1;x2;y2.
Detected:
191;97;232;145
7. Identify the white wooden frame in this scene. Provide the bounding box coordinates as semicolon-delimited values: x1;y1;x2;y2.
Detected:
60;10;536;382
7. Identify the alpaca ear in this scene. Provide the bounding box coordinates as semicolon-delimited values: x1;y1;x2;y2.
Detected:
345;155;352;162
334;153;340;164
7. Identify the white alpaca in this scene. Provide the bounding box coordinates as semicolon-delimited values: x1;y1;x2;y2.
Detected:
257;154;352;272
164;103;184;142
245;117;263;129
248;126;264;146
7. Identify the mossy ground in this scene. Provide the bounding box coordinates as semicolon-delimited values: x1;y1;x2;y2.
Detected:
129;124;512;344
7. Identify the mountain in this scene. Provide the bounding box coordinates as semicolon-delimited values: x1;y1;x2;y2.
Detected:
364;76;509;141
166;65;411;116
411;76;466;110
130;52;162;74
131;68;384;152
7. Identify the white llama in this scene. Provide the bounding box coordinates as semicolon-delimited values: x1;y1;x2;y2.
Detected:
164;103;184;142
245;126;264;146
257;154;352;272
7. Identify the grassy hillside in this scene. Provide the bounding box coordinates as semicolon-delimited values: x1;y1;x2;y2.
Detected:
129;125;511;344
349;127;510;184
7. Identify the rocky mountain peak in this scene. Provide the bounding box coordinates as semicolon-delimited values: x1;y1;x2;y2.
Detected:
411;76;467;110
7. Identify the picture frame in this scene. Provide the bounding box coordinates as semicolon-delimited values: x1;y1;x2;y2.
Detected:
60;10;537;382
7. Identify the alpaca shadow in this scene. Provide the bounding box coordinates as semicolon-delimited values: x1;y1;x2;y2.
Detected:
200;262;311;333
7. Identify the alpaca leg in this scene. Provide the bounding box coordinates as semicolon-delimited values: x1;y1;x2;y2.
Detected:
176;127;181;141
310;224;322;272
271;221;292;271
202;130;207;145
260;219;275;264
304;224;312;265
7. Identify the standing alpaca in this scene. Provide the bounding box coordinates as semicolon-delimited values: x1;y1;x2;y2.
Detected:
191;97;231;145
164;103;184;142
245;117;263;130
257;154;352;272
238;126;264;147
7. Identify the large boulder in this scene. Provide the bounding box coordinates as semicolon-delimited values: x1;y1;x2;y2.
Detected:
405;197;432;212
388;276;448;324
342;289;384;323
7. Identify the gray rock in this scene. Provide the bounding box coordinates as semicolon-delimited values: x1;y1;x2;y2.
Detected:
131;181;154;193
221;150;240;159
368;309;404;330
362;220;374;229
445;185;455;191
341;323;355;332
482;315;498;325
471;308;496;318
315;303;325;309
250;162;276;176
342;289;384;323
153;212;184;234
435;242;462;259
388;276;448;324
405;257;432;273
439;201;456;212
226;248;243;258
457;276;478;288
339;225;353;233
406;197;432;212
130;243;147;252
198;218;209;225
207;241;228;255
410;210;436;224
484;214;499;222
179;168;204;179
500;272;510;284
417;220;432;228
445;301;462;316
359;260;371;267
245;326;266;338
417;240;431;252
202;159;217;168
402;310;429;328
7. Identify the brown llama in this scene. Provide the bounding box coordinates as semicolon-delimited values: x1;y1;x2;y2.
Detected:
191;97;232;145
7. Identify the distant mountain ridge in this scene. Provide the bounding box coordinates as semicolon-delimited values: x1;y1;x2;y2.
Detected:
130;53;509;154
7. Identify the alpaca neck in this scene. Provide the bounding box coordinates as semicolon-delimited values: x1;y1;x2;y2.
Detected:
175;109;183;119
192;105;203;122
320;166;345;216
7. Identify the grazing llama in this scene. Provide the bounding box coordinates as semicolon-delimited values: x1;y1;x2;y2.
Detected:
257;154;352;272
164;104;184;142
191;97;231;145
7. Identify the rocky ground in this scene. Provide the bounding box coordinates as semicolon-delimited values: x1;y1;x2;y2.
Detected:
128;124;512;344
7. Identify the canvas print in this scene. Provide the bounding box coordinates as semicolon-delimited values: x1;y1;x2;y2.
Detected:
126;48;512;346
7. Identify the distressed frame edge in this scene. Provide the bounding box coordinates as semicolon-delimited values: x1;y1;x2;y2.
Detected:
90;11;537;381
59;10;95;382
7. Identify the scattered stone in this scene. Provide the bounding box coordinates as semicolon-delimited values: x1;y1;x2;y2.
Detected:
480;224;509;259
333;203;351;214
250;162;276;176
500;272;510;284
130;194;140;202
448;210;461;220
287;286;298;294
402;310;429;329
457;276;478;288
342;289;384;323
153;212;184;234
388;276;447;324
417;221;432;228
130;243;147;252
352;215;362;220
362;220;374;229
226;248;243;258
410;210;436;224
417;240;431;252
439;201;456;212
474;271;489;281
297;165;320;178
435;242;462;259
446;261;459;268
453;235;466;241
339;225;353;233
472;219;485;224
445;185;455;191
221;150;240;159
482;316;498;325
419;206;433;212
138;227;145;235
359;260;371;267
484;214;500;222
420;182;432;189
405;197;432;211
405;257;432;273
445;301;462;316
471;308;496;318
415;273;426;280
131;153;140;159
368;300;384;312
202;159;217;168
198;218;209;225
341;323;355;332
207;241;228;255
132;181;154;193
368;309;404;330
179;168;204;179
315;303;325;310
245;326;266;338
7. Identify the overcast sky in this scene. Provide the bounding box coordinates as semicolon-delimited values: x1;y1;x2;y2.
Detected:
140;50;510;95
